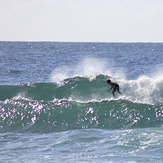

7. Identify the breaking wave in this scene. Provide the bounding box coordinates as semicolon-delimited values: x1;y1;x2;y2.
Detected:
0;75;162;133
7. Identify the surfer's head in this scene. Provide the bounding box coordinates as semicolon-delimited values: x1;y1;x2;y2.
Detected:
107;79;111;84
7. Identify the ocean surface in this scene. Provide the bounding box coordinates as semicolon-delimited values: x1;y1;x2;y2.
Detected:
0;41;163;163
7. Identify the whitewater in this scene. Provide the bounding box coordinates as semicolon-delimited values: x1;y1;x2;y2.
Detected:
0;42;163;162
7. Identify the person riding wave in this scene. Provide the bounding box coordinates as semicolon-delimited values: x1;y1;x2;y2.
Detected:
107;79;121;97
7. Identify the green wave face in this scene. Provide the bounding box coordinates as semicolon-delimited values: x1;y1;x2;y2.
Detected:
0;99;162;133
0;75;110;101
0;75;163;133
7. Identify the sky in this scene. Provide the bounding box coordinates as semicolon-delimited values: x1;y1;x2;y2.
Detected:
0;0;163;42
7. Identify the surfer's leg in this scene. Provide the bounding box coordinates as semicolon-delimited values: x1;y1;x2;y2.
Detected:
117;88;121;94
112;89;116;97
116;86;121;94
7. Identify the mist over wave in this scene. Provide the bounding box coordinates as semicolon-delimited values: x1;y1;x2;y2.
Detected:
50;57;126;82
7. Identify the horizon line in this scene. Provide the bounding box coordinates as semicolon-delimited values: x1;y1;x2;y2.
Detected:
0;40;163;43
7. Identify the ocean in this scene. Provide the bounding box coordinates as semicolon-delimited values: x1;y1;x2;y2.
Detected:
0;41;162;162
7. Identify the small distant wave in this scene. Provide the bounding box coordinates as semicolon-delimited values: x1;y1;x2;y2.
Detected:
6;69;21;74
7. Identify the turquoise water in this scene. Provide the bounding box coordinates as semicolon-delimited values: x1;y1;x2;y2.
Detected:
0;42;163;162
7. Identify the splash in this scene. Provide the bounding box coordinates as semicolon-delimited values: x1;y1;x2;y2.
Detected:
119;75;163;104
50;57;126;82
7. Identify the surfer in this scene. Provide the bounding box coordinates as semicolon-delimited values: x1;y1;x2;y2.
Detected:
107;79;121;97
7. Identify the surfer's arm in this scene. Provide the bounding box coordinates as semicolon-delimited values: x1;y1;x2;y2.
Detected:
108;86;113;91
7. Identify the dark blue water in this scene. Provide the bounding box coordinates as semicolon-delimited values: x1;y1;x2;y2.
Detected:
0;42;163;162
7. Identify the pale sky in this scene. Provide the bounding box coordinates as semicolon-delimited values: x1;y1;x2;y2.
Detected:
0;0;163;42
